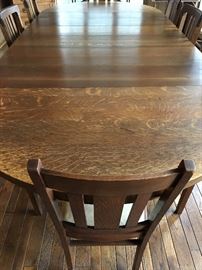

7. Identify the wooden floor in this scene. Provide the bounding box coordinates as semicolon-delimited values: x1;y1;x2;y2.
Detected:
0;181;202;270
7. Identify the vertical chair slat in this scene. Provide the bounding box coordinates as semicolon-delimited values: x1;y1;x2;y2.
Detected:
126;193;151;228
4;18;11;40
13;12;24;33
7;17;16;44
94;196;125;229
68;194;87;228
6;17;14;38
9;16;17;39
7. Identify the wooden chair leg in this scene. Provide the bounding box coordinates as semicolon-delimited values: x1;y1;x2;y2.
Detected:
0;177;6;188
175;185;194;214
26;189;43;215
62;240;73;270
132;241;147;270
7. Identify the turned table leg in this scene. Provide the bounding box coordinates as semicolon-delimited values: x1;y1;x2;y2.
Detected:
175;185;194;214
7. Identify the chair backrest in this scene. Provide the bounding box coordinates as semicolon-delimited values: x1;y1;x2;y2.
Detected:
28;159;195;243
0;5;24;47
176;3;202;44
165;0;181;24
23;0;39;23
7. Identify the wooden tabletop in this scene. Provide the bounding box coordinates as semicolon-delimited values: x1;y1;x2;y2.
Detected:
0;86;201;187
0;2;202;88
0;3;202;187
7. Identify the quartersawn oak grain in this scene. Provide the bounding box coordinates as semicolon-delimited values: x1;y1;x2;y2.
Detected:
0;86;201;187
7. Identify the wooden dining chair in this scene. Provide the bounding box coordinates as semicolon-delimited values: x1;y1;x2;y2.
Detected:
0;5;24;47
27;159;195;270
176;3;202;44
165;0;182;24
23;0;39;23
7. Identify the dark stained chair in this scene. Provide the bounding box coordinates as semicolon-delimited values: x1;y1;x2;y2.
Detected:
0;5;24;47
165;0;182;24
176;3;202;44
23;0;40;23
28;159;195;270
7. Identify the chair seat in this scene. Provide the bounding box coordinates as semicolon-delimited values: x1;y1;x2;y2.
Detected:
59;201;145;227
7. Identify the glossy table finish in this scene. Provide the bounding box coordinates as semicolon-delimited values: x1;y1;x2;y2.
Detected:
0;2;202;88
0;86;201;187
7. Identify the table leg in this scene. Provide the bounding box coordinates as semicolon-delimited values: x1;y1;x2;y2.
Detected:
175;185;194;214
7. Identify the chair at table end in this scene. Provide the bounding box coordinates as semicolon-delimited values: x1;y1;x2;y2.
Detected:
27;159;195;270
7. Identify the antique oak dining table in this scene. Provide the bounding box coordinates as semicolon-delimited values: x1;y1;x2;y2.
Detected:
0;2;202;214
